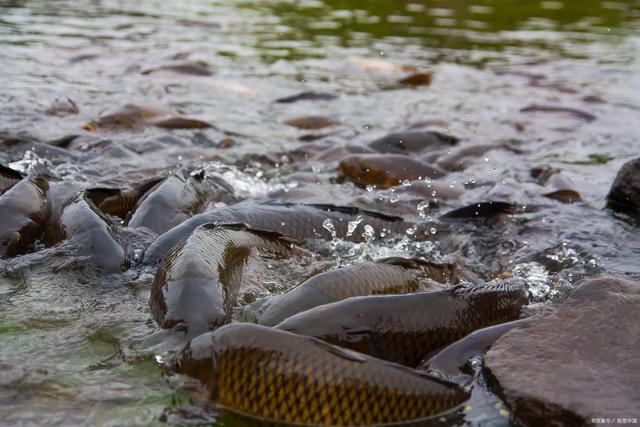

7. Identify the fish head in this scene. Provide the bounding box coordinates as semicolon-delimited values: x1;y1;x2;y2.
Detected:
339;155;389;188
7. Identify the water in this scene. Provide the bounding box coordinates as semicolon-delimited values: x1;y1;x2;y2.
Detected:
1;0;640;425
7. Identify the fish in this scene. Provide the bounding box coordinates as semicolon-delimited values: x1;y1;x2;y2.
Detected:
142;202;409;265
85;178;163;219
436;144;519;172
259;257;457;326
152;117;212;129
0;164;24;195
275;92;339;103
356;58;415;73
0;175;50;258
398;71;433;86
368;131;458;154
285;116;339;130
276;281;529;367
127;170;235;235
440;201;516;220
83;103;213;131
531;166;582;203
339;154;447;189
141;62;212;76
150;223;313;337
520;105;596;122
172;323;469;425
421;319;530;375
0;133;77;161
45;192;128;274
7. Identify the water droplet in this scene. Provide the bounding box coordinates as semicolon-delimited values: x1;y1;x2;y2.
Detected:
346;216;363;237
322;219;336;238
430;227;437;235
390;195;400;203
365;185;375;192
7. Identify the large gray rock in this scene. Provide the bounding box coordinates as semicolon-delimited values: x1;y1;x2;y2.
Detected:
608;158;640;213
484;276;640;427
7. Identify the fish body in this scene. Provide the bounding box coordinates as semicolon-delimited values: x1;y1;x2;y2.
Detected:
422;319;529;375
142;202;408;265
339;154;447;189
84;103;212;131
440;201;516;220
141;62;212;76
150;223;311;337
259;257;456;326
0;176;50;258
369;131;458;154
276;281;528;367
0;164;24;195
275;92;338;103
173;323;469;425
285;116;338;130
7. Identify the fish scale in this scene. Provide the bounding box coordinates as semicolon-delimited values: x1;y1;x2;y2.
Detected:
176;323;467;425
150;223;313;337
276;281;528;367
259;257;454;326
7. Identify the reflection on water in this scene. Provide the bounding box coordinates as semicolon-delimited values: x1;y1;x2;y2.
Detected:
0;0;639;426
253;0;639;61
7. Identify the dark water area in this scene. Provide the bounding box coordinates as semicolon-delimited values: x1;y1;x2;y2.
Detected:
1;0;639;426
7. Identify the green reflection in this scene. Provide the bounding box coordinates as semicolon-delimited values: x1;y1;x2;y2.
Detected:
246;0;639;62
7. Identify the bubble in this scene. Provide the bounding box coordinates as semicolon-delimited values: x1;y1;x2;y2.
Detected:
430;227;437;235
365;185;375;192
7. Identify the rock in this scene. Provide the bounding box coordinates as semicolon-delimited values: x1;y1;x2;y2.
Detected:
484;276;640;427
607;158;640;213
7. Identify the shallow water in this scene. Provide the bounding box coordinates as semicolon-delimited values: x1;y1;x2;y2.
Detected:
1;0;640;426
